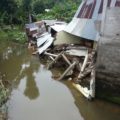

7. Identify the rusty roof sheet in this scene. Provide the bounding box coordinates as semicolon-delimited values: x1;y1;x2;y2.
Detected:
64;0;120;41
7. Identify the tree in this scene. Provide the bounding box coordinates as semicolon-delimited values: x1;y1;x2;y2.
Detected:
33;1;45;14
0;0;17;25
22;0;33;23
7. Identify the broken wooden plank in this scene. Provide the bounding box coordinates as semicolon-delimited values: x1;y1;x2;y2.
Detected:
48;51;64;69
32;50;38;55
72;83;91;99
44;52;57;57
65;49;88;57
62;54;71;65
81;52;89;72
58;61;76;81
90;69;95;98
78;51;89;78
49;56;55;61
78;69;92;80
78;65;94;80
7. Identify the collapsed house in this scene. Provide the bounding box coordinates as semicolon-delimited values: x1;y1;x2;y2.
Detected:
25;20;67;53
25;0;120;103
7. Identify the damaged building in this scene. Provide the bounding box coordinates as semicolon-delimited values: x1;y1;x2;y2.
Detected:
25;0;120;104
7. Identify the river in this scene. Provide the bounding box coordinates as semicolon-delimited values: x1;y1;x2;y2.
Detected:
0;41;120;120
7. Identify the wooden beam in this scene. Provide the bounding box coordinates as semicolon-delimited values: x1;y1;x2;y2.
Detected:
78;52;89;78
90;69;95;98
58;62;76;81
79;68;92;80
44;52;57;57
81;53;88;72
62;54;71;65
49;56;55;61
47;51;64;69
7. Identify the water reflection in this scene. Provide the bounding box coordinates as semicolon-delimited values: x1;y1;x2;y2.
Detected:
63;81;120;120
0;42;40;100
2;47;13;60
0;43;27;81
16;62;40;100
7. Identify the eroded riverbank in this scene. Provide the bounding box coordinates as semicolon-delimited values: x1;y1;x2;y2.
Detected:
0;41;120;120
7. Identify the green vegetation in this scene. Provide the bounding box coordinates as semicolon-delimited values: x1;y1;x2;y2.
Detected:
0;0;81;25
0;26;26;44
0;0;81;43
0;83;8;107
0;74;9;120
37;1;79;22
35;0;80;22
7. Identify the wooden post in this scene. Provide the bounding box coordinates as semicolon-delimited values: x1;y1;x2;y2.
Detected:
49;56;55;61
81;53;88;72
48;51;64;69
90;69;95;98
44;52;57;57
78;68;92;80
78;52;88;78
58;62;76;81
62;54;71;65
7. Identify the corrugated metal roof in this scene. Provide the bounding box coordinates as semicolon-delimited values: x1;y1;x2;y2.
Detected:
43;20;66;26
64;0;120;41
50;24;67;32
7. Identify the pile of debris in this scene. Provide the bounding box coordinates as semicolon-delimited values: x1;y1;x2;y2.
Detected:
25;17;98;99
25;20;67;54
46;43;96;99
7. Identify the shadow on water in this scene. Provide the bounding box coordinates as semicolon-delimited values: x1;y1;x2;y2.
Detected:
0;42;40;100
15;61;40;100
62;81;120;120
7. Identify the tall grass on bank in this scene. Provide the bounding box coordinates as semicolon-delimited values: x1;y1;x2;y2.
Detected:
0;26;26;44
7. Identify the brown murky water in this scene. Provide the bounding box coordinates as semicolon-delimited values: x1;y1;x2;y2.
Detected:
0;41;120;120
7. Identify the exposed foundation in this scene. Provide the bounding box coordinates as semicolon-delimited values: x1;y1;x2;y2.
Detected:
96;7;120;104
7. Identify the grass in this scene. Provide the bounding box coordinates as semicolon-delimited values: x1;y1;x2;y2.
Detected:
0;26;26;44
0;81;9;107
